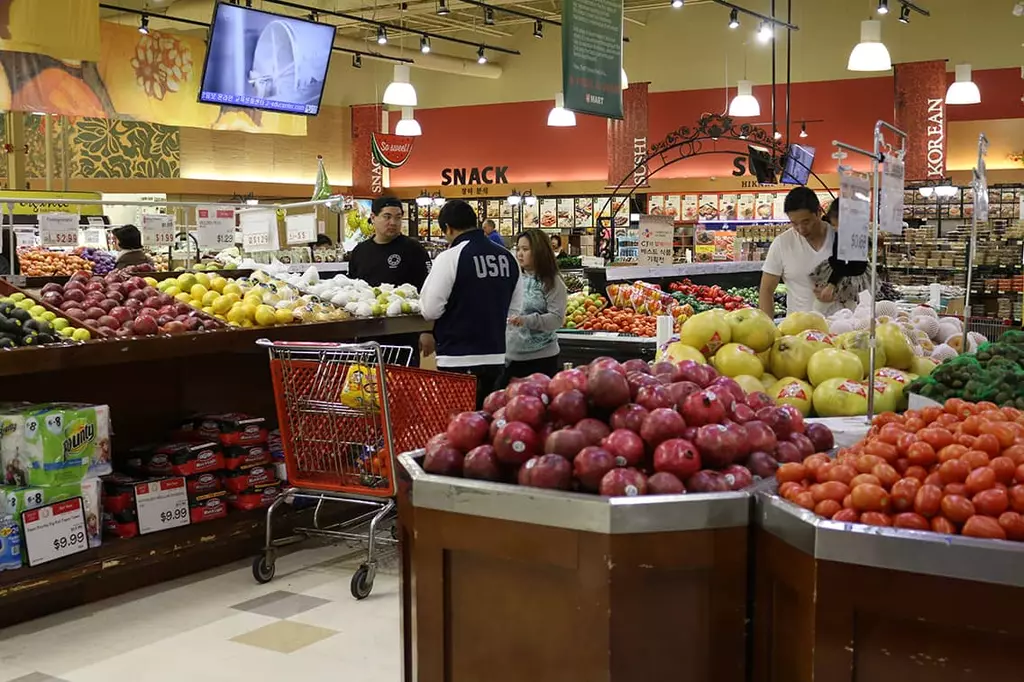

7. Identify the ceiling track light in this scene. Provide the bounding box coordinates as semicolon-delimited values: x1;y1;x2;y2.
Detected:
877;0;889;14
376;25;388;44
138;14;149;35
728;8;739;28
420;36;431;53
533;19;543;38
484;6;495;25
437;0;450;16
799;121;808;138
352;53;362;68
477;46;487;64
899;4;910;23
671;0;684;8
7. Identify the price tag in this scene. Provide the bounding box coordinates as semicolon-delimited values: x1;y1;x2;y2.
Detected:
879;157;905;235
21;498;89;567
285;213;316;245
837;172;871;263
38;212;79;248
197;206;236;249
142;213;176;247
80;226;107;249
135;477;190;535
240;210;279;253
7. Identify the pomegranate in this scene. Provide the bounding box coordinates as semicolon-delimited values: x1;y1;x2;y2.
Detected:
724;422;751;459
639;407;686;448
667;381;701;409
777;404;806;434
622;359;651;374
680;389;728;427
463;445;502;481
636;384;674;412
548;368;588;397
745;391;775;411
746;451;779;479
729;402;756;424
695;423;744;469
575;418;611;446
549;389;588;425
573;446;616;491
686;470;729;493
588;356;625;377
482;390;508;414
651;361;682;382
805;422;835;452
653;438;702;479
425;433;449;456
676;360;707;386
446;412;490;452
627;372;662;400
755;406;801;439
505;395;546;430
519;454;572;490
506;380;548;404
602;429;646;467
743;421;778;455
788;432;815;459
599;467;648;497
544;428;588;459
774;440;803;464
721;464;753;490
526;373;552;393
610;403;649;433
589;368;631;409
648;472;686;495
489;407;508;439
494;422;539;465
709;376;745;406
423;444;464;476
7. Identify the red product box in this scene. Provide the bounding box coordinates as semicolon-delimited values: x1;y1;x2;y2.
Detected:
186;471;223;498
103;510;139;539
228;483;281;511
190;491;229;524
222;465;277;494
102;473;143;514
224;444;272;471
194;414;268;447
150;441;224;477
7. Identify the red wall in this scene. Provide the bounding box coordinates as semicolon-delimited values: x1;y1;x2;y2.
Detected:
387;68;1022;188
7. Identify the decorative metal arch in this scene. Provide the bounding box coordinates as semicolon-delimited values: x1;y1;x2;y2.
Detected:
597;112;832;260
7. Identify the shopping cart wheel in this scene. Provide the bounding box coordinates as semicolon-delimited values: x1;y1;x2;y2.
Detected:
350;564;373;600
252;554;276;584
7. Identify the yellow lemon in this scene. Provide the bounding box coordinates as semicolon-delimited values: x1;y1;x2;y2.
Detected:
201;290;219;306
202;306;215;315
190;284;208;300
210;276;228;293
144;277;158;287
175;292;192;304
222;282;242;297
71;328;91;342
226;307;247;324
157;279;173;291
274;308;295;325
164;285;181;297
239;303;257;321
194;272;211;288
240;319;254;328
255;305;278;326
211;295;232;315
243;294;263;308
177;273;197;290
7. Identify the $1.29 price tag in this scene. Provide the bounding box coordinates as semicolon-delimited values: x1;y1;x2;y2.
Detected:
197;206;236;249
135;477;190;535
38;212;79;248
21;498;89;567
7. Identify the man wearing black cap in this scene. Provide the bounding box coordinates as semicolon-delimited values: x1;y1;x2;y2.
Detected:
420;200;522;407
349;196;433;362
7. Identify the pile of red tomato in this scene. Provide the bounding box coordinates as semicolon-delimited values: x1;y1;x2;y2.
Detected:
668;280;747;309
577;306;658;337
776;398;1024;541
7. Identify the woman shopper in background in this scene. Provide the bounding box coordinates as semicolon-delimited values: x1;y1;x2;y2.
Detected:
502;229;568;385
111;225;152;269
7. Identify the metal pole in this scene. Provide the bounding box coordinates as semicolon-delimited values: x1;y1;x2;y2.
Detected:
961;133;989;349
866;129;883;422
43;115;53;191
0;196;345;211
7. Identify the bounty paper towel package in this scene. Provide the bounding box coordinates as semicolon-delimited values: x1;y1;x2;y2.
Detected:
1;404;111;486
1;485;45;518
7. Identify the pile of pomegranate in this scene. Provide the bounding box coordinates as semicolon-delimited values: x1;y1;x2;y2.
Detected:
423;357;836;497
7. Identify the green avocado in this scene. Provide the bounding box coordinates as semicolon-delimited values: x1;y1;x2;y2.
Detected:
9;308;31;323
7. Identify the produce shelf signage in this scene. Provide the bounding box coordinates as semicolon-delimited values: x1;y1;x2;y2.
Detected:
562;0;623;119
141;213;176;247
135;477;190;535
38;212;79;248
240;209;280;253
285;213;316;246
196;206;236;250
21;497;89;567
638;215;673;266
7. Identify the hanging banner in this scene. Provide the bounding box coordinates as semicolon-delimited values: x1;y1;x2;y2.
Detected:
351;104;383;197
893;60;947;182
607;82;649;188
879;157;906;235
638;215;673;266
562;0;624;119
196;206;236;250
0;0;100;62
837;173;871;263
371;133;415;169
240;210;279;253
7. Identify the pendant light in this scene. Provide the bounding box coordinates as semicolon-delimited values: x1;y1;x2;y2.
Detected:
395;107;422;136
383;64;417;107
547;92;576;127
728;80;760;117
946;64;981;105
848;20;891;72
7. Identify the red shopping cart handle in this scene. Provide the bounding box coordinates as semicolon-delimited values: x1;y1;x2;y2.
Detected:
256;339;384;350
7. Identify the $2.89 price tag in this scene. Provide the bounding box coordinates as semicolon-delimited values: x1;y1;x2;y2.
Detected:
21;498;89;567
135;477;190;535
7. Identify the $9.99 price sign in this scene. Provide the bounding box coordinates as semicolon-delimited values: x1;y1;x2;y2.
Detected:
21;498;89;567
135;477;190;535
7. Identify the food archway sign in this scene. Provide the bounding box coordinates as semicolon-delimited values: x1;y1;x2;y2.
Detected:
596;112;833;260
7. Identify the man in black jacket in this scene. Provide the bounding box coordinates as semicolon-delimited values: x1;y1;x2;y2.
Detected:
420;200;522;407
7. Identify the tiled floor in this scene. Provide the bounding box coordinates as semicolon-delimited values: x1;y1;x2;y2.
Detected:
0;543;401;682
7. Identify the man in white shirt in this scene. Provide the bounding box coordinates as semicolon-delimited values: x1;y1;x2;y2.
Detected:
758;186;835;318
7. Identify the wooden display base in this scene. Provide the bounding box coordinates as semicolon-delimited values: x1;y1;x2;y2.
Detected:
398;482;749;682
752;528;1024;681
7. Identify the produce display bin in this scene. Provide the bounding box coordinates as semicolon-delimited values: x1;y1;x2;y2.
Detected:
556;329;656;365
585;261;764;296
397;452;751;682
752;488;1024;682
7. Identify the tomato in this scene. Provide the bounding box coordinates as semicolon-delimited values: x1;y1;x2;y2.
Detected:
944;482;968;496
850;473;882;488
931;516;957;535
918;428;954;451
935;414;963;429
972;487;1009;517
980;421;1016;448
955;433;978;448
895;457;911;474
890;478;922;513
814;462;835;483
921;406;943;424
973;434;1001;458
939;459;970;484
812;481;850;503
843;494;854;509
962;450;991;471
814;499;842;519
776;462;807;483
904;417;926;434
864;440;898;463
962;515;1007;540
904;465;928;482
914;484;943;517
861;511;893;526
977;401;1000;413
965;466;997;495
877;423;905;445
893;512;930;531
1017;463;1024;484
851;483;890;512
871;463;901;489
998;511;1024;540
802;453;830;477
793;491;816;510
940;495;975;524
1002;407;1023;421
1010;485;1024;513
944;398;968;415
936;443;967;464
924;472;943;488
905;441;937;468
1003;445;1024;465
960;415;984;436
779;481;804;499
990;456;1016;485
854;454;884;474
832;508;859;523
825;464;857;486
873;411;903;426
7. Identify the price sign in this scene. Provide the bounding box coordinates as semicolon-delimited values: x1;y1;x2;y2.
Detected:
837;172;871;263
240;210;279;253
879;157;905;235
285;213;316;245
80;226;107;249
38;212;79;248
638;215;674;266
197;206;236;249
135;477;190;535
142;213;176;247
21;498;89;567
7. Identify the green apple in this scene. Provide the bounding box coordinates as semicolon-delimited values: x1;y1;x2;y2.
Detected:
41;311;56;322
28;305;46;318
58;326;75;338
71;328;91;342
52;318;69;331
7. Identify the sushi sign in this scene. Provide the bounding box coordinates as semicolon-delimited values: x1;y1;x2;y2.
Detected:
371;133;416;169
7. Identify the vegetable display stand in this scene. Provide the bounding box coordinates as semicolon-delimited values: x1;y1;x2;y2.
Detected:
397;452;751;682
752;490;1024;682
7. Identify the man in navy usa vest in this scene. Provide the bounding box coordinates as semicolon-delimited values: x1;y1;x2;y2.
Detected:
420;199;522;408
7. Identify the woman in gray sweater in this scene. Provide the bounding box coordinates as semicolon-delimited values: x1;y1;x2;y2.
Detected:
502;228;568;385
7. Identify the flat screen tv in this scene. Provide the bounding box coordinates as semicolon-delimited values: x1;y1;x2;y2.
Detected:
747;145;777;185
198;2;335;116
781;144;816;185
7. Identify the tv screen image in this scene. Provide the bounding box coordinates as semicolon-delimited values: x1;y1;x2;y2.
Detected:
781;144;816;185
199;2;335;116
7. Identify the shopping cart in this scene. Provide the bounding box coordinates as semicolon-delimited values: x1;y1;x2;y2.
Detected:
252;340;476;599
965;316;1016;342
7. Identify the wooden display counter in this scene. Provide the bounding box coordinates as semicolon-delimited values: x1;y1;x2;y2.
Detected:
398;452;751;682
752;490;1024;682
